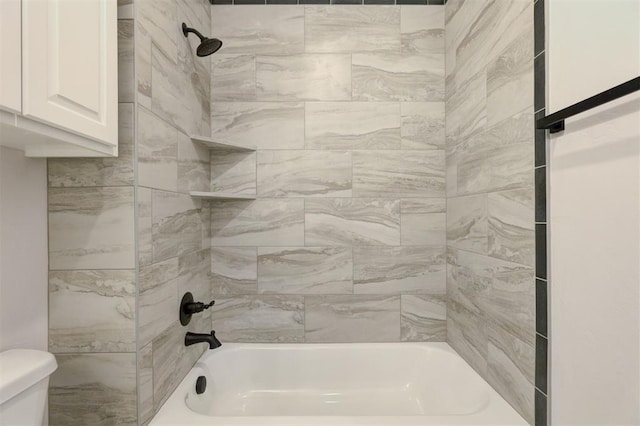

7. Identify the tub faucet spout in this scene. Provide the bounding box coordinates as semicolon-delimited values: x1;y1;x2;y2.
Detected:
185;331;222;349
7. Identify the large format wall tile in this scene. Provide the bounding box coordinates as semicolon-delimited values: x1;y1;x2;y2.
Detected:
138;343;154;425
138;258;179;347
353;246;446;294
212;247;258;295
401;294;446;342
488;189;535;266
49;353;137;426
401;6;444;55
212;55;256;102
305;198;400;246
258;247;352;294
118;19;135;103
211;200;304;246
305;295;400;343
211;6;304;54
257;151;352;198
447;194;488;254
49;270;136;353
353;150;445;198
445;70;487;147
211;102;304;150
178;248;212;312
305;102;401;150
447;300;488;376
152;191;204;262
138;187;153;267
48;103;135;188
212;296;305;342
305;6;400;53
49;187;135;270
178;131;210;193
400;102;445;150
138;107;178;192
257;54;351;101
401;198;446;246
353;53;444;102
211;151;256;196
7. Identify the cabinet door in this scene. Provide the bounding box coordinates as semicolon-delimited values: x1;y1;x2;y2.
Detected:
0;0;22;113
22;0;117;148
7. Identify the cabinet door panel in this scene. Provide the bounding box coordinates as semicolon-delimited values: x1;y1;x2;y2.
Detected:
0;0;22;113
22;0;117;147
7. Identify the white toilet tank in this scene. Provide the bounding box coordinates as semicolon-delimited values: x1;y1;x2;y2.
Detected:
0;350;57;425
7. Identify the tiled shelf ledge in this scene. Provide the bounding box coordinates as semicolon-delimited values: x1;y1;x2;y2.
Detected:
189;191;256;200
191;135;255;152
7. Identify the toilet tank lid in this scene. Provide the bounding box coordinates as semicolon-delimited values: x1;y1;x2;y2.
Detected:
0;350;57;405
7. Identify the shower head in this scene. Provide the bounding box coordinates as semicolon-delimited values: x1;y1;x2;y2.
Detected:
181;23;223;57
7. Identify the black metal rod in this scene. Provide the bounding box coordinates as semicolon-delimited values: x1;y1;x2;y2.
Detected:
536;76;640;133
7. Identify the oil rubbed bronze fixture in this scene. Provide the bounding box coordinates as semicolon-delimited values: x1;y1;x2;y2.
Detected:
181;23;223;57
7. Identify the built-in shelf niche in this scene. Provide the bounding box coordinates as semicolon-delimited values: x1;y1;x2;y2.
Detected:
190;135;255;152
189;191;256;200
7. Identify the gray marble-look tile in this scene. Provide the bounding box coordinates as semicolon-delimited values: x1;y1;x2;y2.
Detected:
487;325;535;424
136;19;152;108
257;54;351;101
401;211;446;246
305;102;401;149
138;343;154;425
137;0;177;61
488;189;535;267
486;25;534;127
400;6;444;54
178;131;210;194
49;353;137;426
152;321;204;411
447;194;488;254
118;0;133;19
445;69;487;147
447;300;488;377
211;102;304;150
212;55;256;101
138;187;153;267
450;249;535;346
304;6;400;53
212;6;304;54
211;199;305;246
257;150;352;198
305;198;400;246
353;246;445;294
400;198;446;214
353;150;445;198
151;44;209;138
138;107;178;192
401;102;445;150
258;247;353;294
211;151;257;196
401;294;446;342
48;104;135;187
305;295;400;343
139;258;179;347
353;53;444;101
152;190;204;263
49;187;135;270
178;249;212;314
49;270;136;353
118;20;135;103
212;247;258;295
212;296;305;342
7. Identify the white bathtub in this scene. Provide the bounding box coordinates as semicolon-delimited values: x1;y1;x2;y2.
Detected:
150;342;527;426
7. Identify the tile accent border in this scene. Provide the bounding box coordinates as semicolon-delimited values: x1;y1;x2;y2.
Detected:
533;0;549;425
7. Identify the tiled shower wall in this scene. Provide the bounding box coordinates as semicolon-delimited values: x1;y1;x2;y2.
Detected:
209;5;447;343
444;0;536;423
135;0;213;423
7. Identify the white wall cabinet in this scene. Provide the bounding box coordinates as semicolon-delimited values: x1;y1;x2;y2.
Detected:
0;0;118;157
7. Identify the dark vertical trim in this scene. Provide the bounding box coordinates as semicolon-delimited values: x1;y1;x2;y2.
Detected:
534;2;549;425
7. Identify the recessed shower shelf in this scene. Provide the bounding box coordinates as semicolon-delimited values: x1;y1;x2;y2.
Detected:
190;135;255;152
189;191;255;200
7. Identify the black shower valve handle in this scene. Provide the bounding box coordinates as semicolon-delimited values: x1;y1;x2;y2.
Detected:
184;299;215;315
